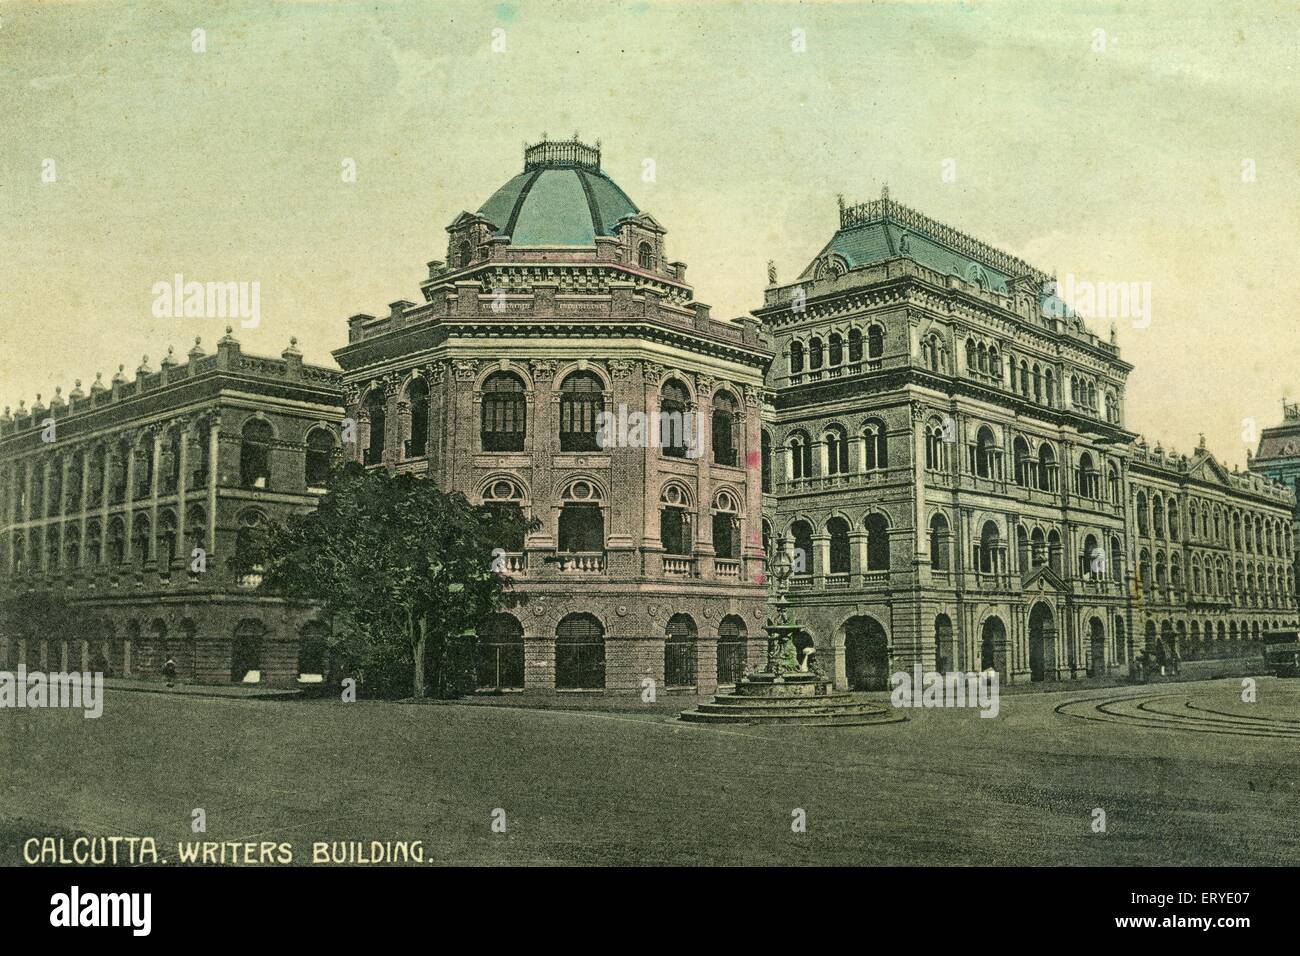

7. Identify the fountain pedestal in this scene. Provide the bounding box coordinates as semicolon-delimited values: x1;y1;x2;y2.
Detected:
679;539;901;727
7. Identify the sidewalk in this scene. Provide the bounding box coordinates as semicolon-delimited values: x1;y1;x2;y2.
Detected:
102;676;303;701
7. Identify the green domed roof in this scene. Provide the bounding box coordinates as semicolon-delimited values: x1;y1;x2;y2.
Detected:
477;140;639;247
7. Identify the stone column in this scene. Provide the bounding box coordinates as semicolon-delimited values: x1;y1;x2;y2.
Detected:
207;417;220;556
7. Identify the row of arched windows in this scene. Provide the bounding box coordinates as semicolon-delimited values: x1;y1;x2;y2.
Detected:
0;419;336;529
776;514;891;576
7;504;207;575
787;325;882;376
472;611;751;691
361;372;744;467
781;421;888;483
1135;490;1293;558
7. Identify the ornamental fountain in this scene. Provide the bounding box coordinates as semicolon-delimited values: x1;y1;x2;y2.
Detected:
679;537;900;726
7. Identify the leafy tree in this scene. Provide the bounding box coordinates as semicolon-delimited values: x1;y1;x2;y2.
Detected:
0;590;97;664
257;463;533;698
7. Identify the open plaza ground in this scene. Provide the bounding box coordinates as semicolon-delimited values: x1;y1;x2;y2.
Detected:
2;676;1297;866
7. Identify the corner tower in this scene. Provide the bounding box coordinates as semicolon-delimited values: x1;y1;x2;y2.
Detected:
332;138;773;696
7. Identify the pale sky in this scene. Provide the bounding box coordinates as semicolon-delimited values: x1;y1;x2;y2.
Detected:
3;0;1298;466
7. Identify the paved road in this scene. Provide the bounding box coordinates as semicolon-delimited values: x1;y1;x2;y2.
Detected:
2;676;1296;865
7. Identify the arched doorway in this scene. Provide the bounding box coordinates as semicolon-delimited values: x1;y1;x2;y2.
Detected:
1028;602;1056;682
475;613;524;690
231;620;264;683
1088;617;1105;677
934;613;955;672
843;616;889;690
664;614;698;688
980;616;1007;675
555;613;605;689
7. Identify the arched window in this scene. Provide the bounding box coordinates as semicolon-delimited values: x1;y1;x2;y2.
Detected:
825;426;849;476
974;425;996;479
560;371;604;453
828;333;843;366
789;431;813;481
558;480;604;554
638;241;653;269
828;517;851;574
1136;491;1149;535
1044;368;1055;406
405;377;429;458
132;444;152;500
1076;452;1099;499
659;483;692;557
62;525;80;570
847;328;863;363
234;510;266;587
808;337;824;370
185;505;206;563
789;340;804;375
865;513;890;571
47;459;62;517
1081;533;1100;579
1107;464;1120;503
305;428;335;489
1110;536;1124;581
1153;496;1165;539
664;614;697;687
1168;502;1180;542
712;391;737;466
659;379;692;458
863;419;888;471
712;490;739;560
1014;436;1032;488
158;435;178;494
131;513;151;569
481;373;526;452
157;510;178;570
930;513;950;571
85;521;101;568
977;520;1001;574
790;520;814;576
1047;529;1062;575
364;390;386;464
1037;442;1056;491
482;478;526;553
867;326;884;360
556;613;605;689
240;419;272;489
925;418;947;472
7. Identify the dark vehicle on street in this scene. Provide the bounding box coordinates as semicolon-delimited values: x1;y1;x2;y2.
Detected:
1262;630;1300;677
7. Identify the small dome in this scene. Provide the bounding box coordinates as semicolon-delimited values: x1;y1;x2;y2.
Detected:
476;138;639;247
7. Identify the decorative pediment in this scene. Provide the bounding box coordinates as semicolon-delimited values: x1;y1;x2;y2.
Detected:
1187;451;1232;486
1021;563;1068;593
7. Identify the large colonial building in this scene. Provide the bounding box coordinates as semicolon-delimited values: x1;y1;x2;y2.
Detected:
1;145;1294;692
755;190;1297;690
331;139;772;695
0;334;344;684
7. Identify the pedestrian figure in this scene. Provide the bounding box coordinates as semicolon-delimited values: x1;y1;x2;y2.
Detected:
162;656;177;688
1169;643;1181;677
1154;640;1167;677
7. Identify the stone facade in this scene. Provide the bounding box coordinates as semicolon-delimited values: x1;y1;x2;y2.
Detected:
0;332;344;686
331;139;771;695
1128;437;1295;661
755;190;1298;689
